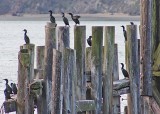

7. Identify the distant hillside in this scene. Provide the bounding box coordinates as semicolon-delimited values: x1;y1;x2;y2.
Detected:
0;0;140;15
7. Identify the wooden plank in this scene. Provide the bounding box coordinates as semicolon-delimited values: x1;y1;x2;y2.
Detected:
140;0;152;96
17;49;29;114
74;26;86;100
113;87;130;96
62;48;76;114
51;49;62;114
127;25;140;114
91;26;103;114
57;26;70;52
44;22;56;114
76;100;95;112
103;26;115;114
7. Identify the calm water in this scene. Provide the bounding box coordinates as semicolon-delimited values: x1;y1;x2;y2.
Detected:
0;20;140;113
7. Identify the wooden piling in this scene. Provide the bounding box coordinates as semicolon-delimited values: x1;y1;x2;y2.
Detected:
103;26;115;114
62;48;76;114
36;46;45;71
127;25;140;114
140;0;152;96
51;49;62;114
91;26;103;114
44;23;56;114
57;26;70;51
113;44;120;114
17;49;29;114
74;26;86;100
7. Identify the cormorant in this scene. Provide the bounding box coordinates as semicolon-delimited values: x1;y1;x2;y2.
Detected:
87;36;92;46
61;12;70;27
68;13;80;25
11;83;17;94
130;22;134;25
3;79;12;94
23;29;30;44
4;89;11;100
120;63;129;79
48;10;56;23
121;25;127;41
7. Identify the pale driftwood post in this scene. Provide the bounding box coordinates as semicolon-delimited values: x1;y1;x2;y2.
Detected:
113;44;120;114
17;49;29;114
103;26;115;114
57;26;70;51
140;0;152;96
44;22;56;114
91;26;103;114
51;49;62;114
127;25;140;114
36;46;45;114
74;26;86;100
22;44;35;114
62;48;76;114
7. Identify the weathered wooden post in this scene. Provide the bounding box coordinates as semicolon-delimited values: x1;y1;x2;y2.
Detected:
44;22;56;114
74;26;86;101
36;46;45;71
51;49;62;114
17;49;29;114
57;26;70;51
62;48;76;114
22;44;35;114
127;25;140;114
103;26;115;114
113;44;120;114
91;26;103;114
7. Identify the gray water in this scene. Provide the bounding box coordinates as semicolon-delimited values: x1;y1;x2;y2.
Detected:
0;20;140;113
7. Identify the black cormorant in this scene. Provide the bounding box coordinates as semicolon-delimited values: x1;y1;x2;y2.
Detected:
11;83;17;94
48;10;56;23
121;25;127;41
4;89;11;100
87;36;92;46
3;79;12;94
61;12;70;27
23;29;30;44
130;22;134;25
120;63;129;79
68;13;80;25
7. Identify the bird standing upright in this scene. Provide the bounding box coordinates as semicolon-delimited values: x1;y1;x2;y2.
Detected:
68;13;80;25
87;36;92;46
121;25;127;41
4;89;11;100
23;29;30;44
120;63;129;79
11;83;17;94
61;12;70;27
3;79;12;94
48;10;56;23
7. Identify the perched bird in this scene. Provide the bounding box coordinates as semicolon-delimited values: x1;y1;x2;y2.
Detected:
61;12;70;27
23;29;30;44
4;89;11;100
68;13;80;25
3;79;12;94
48;10;56;23
120;63;129;79
121;25;127;41
130;22;134;25
11;83;17;94
87;36;92;46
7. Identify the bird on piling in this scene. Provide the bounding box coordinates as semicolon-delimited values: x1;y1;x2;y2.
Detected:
120;63;129;79
48;10;56;23
23;29;30;44
11;83;17;94
3;79;12;94
68;13;80;25
87;36;92;46
130;22;134;25
61;12;70;27
4;88;11;100
121;25;127;41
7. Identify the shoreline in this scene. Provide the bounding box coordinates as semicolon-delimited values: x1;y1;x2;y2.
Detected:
0;13;140;21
